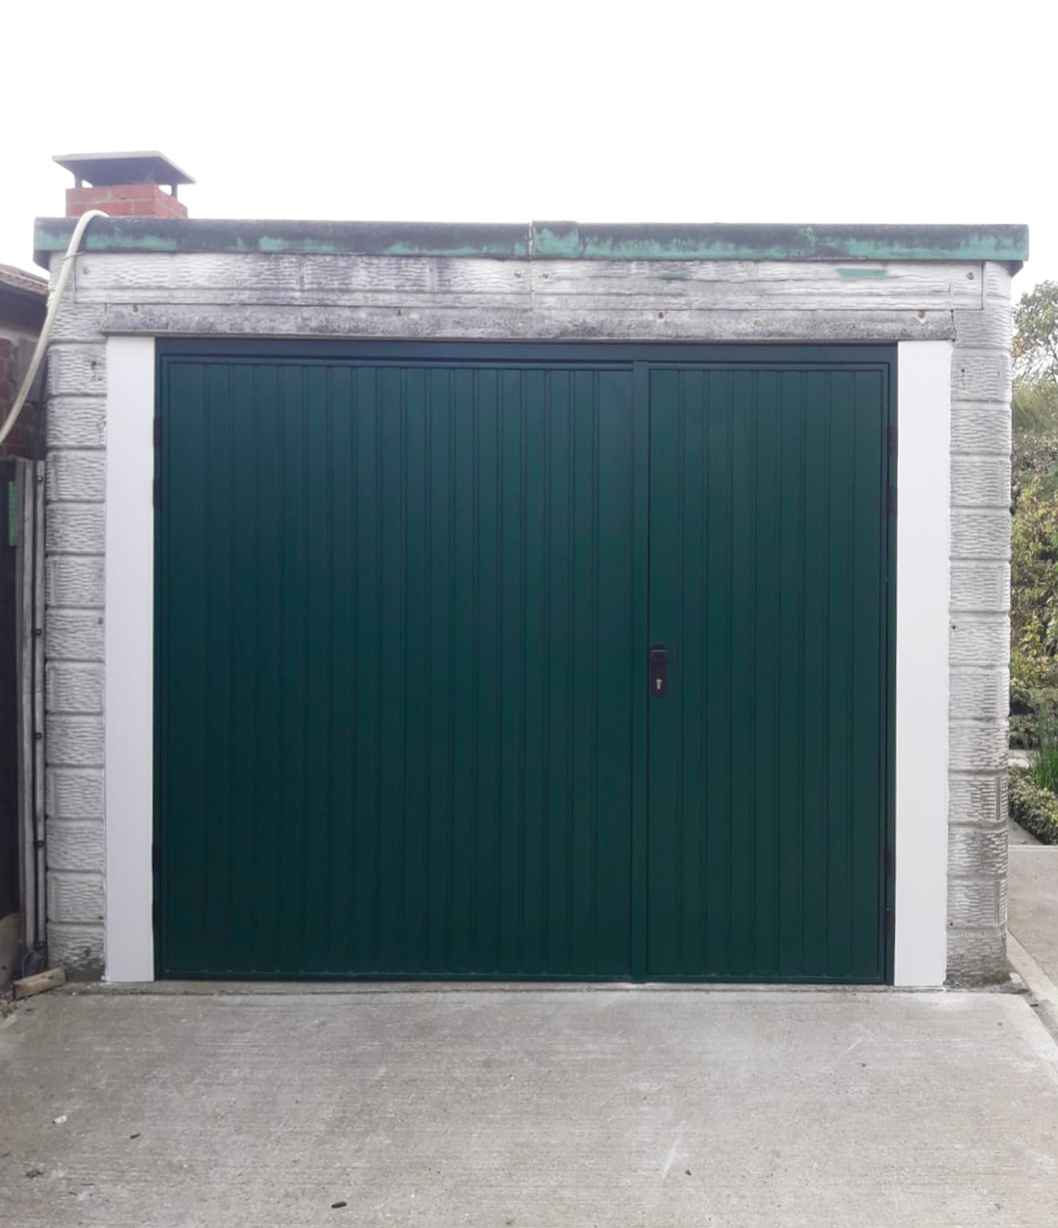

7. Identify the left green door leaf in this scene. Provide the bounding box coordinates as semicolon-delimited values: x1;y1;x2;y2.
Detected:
156;358;641;977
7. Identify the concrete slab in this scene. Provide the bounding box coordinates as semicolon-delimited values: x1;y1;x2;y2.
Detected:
1010;846;1058;983
2;988;1058;1227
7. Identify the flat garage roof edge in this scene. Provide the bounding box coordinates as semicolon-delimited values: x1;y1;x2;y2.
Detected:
33;218;1030;267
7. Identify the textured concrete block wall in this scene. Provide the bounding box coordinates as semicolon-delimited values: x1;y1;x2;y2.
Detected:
41;250;1016;981
43;275;106;977
946;263;1013;982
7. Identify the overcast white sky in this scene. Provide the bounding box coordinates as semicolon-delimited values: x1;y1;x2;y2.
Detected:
3;0;1053;298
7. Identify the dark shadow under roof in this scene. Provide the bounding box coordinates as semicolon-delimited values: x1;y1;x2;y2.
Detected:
0;262;48;329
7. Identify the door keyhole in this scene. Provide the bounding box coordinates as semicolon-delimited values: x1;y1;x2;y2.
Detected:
649;644;670;697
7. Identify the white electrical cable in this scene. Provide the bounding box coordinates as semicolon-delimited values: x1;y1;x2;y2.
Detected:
0;209;109;448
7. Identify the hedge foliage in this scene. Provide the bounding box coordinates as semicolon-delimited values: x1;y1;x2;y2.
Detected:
1011;473;1058;665
1010;306;1058;747
1009;766;1058;845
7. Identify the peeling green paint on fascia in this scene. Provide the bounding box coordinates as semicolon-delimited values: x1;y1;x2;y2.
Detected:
32;226;530;263
33;218;1029;268
381;241;530;258
35;225;182;256
531;224;1028;263
32;221;531;267
252;237;530;258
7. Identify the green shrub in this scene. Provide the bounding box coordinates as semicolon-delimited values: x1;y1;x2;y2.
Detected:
1006;672;1058;746
1013;377;1058;451
1011;714;1035;750
1010;660;1034;711
1010;766;1058;844
1011;474;1058;662
1010;290;1058;759
1032;709;1058;792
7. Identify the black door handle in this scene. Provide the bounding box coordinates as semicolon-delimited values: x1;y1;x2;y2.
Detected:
649;643;670;697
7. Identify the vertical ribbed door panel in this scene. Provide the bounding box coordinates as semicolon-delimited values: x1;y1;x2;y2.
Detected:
157;359;638;977
646;366;888;980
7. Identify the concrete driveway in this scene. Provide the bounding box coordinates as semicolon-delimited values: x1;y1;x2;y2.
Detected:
2;985;1058;1227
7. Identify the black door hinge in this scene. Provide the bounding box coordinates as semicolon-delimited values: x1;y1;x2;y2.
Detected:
883;906;893;938
152;842;161;872
887;424;898;456
153;416;161;508
886;486;896;516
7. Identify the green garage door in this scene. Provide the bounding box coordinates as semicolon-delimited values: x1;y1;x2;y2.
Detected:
155;342;893;981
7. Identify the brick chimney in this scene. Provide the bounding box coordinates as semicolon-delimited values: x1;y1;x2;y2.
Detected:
53;151;194;219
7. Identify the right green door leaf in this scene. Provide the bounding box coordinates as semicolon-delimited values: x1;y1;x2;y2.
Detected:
645;363;891;980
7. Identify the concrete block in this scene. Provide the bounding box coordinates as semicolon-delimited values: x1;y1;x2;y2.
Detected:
46;714;105;767
47;396;106;449
950;404;1011;455
46;767;105;819
948;824;1008;878
949;670;1008;721
949;772;1006;827
953;305;1011;349
946;925;1008;984
949;615;1009;668
951;351;1011;403
46;922;104;979
47;870;104;924
47;450;106;501
45;501;105;555
46;609;104;662
46;344;106;397
46;662;104;714
950;510;1011;561
46;820;105;872
948;877;1005;930
950;455;1010;509
950;561;1009;613
47;555;105;607
949;720;1008;772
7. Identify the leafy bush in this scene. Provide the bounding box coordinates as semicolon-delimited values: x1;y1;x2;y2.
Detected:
1009;766;1058;844
1013;282;1058;385
1013;649;1048;696
1009;655;1058;747
1011;715;1035;749
1008;284;1058;754
1013;411;1058;500
1014;378;1058;436
1010;480;1058;745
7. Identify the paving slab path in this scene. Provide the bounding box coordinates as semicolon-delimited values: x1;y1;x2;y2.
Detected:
3;985;1058;1227
1010;844;1058;985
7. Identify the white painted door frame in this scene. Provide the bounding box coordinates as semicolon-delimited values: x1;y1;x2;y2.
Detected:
893;340;951;987
103;336;156;982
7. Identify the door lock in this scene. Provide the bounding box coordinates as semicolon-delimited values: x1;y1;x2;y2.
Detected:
648;643;670;697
